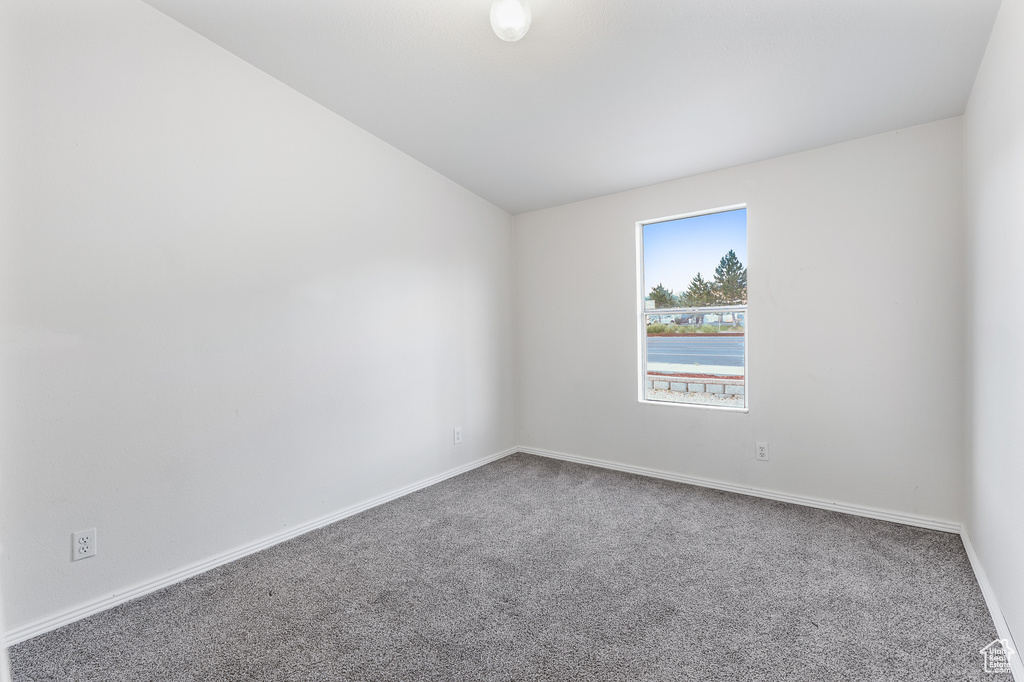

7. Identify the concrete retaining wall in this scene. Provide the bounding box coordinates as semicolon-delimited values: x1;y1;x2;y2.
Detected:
646;375;745;395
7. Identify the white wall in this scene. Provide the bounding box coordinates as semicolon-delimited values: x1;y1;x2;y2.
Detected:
965;0;1024;651
0;0;515;632
515;118;965;524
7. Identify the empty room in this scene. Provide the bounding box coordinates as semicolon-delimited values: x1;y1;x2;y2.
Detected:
1;0;1022;680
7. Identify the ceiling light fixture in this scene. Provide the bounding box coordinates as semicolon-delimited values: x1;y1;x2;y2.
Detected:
490;0;531;42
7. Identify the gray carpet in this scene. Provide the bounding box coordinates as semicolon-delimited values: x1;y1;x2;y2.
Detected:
9;453;998;681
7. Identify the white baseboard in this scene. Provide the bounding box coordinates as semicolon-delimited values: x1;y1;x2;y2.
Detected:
518;446;962;533
961;530;1024;682
4;447;518;646
0;546;11;682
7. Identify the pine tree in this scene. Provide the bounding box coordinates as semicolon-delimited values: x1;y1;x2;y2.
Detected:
712;250;747;304
681;273;715;307
648;283;676;308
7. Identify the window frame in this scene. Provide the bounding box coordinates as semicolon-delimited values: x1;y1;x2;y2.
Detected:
635;204;749;413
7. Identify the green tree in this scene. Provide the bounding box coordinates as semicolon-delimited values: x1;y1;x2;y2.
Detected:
713;249;747;304
648;283;676;308
680;273;715;307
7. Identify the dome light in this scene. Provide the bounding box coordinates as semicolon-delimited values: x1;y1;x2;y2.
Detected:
490;0;531;42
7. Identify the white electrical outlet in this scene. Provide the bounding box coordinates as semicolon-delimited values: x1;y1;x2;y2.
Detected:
453;427;463;445
72;528;97;561
756;442;769;461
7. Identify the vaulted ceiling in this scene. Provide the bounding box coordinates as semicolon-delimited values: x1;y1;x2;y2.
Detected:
140;0;1001;214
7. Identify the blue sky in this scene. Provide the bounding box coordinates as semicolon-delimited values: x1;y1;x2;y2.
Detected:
643;208;747;297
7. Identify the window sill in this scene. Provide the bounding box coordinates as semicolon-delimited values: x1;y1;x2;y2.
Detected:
638;398;748;413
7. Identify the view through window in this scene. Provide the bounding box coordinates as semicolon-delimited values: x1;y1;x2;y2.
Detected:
639;207;747;409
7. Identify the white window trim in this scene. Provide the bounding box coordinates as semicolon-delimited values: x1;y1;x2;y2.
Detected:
635;204;749;413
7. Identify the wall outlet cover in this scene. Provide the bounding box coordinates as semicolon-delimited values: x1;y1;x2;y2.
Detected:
72;528;97;561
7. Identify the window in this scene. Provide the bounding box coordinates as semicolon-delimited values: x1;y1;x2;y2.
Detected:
637;206;747;410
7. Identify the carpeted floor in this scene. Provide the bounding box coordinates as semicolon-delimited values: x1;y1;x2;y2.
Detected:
9;453;998;681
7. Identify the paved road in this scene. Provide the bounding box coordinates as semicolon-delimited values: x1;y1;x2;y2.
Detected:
647;336;744;367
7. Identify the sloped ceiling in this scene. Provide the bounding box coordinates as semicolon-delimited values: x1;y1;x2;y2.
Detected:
140;0;1000;214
